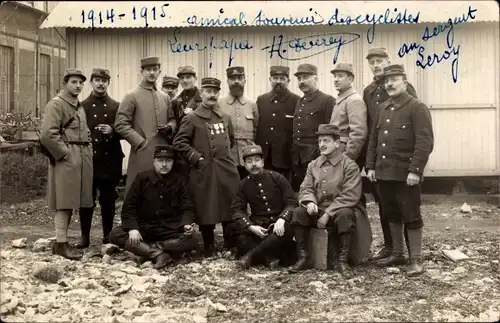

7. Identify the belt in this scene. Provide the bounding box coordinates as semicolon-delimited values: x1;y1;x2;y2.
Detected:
66;141;90;146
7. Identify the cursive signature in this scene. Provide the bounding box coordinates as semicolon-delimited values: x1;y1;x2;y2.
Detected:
168;28;253;68
261;32;361;65
398;6;477;83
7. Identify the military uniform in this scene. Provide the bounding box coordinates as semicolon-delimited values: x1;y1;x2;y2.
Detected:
77;68;124;247
218;66;259;179
255;66;300;180
173;77;240;255
365;64;434;276
161;76;179;99
227;145;297;268
291;64;335;191
172;66;202;129
109;145;200;269
362;48;418;261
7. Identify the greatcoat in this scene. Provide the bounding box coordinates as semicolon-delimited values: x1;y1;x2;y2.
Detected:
40;90;94;210
114;80;176;194
299;152;372;264
173;103;240;225
218;95;259;166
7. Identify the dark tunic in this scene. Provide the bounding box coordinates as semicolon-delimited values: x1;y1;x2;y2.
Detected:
231;170;297;230
173;103;240;225
292;90;335;165
172;87;202;127
255;90;300;169
365;91;434;181
120;169;196;238
82;93;124;181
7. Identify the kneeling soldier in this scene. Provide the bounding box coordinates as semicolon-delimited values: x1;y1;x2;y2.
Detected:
109;145;200;269
230;145;297;269
290;124;372;275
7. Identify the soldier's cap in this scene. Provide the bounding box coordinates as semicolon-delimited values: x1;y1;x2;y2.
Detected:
177;66;196;78
331;63;355;77
315;124;340;139
153;145;175;159
141;56;161;68
242;145;263;160
63;68;86;82
382;64;406;78
226;66;245;77
201;77;221;90
162;76;179;87
90;68;111;80
366;47;389;60
294;63;318;77
270;66;290;77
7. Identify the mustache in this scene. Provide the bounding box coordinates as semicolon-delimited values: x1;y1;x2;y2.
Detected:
208;97;217;100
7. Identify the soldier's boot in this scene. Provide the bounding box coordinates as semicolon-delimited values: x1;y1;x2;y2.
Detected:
237;234;280;269
125;242;172;269
201;229;216;257
327;230;340;271
264;256;280;270
289;227;310;273
406;227;424;277
370;210;392;261
159;233;199;253
377;222;406;267
101;203;115;245
404;226;412;260
75;208;93;249
338;233;353;277
52;242;83;260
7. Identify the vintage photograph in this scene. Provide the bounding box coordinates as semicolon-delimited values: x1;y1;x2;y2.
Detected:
0;0;499;322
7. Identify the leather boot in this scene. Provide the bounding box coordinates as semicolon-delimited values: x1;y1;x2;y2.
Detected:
237;234;281;269
52;242;83;260
125;241;163;265
289;227;310;272
370;248;392;261
377;254;407;267
75;208;93;249
153;252;173;270
406;258;424;277
327;230;340;271
264;256;280;270
338;233;352;276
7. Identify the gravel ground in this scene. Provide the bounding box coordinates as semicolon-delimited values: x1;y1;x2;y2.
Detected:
1;198;499;322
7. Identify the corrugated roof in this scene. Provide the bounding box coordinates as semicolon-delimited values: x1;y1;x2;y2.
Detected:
41;1;499;29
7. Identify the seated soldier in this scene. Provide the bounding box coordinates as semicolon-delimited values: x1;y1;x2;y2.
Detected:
109;144;200;269
229;145;298;269
289;124;372;275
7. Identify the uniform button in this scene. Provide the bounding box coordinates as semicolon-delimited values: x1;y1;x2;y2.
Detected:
265;202;268;205
323;169;327;173
265;141;268;144
322;190;326;194
272;113;276;117
262;196;267;200
391;107;395;111
270;127;274;130
382;155;386;159
94;150;96;154
299;109;302;112
104;104;107;107
274;100;278;103
160;195;163;199
301;104;304;107
92;104;96;107
297;130;300;133
260;189;264;193
382;143;386;147
237;122;241;124
94;114;97;118
376;94;380;97
297;138;300;141
268;208;271;212
104;114;107;117
298;124;301;126
386;119;390;123
94;139;98;142
416;167;420;171
258;183;262;187
105;152;108;155
384;130;388;134
298;117;301;119
376;101;380;105
402;125;406;129
310;112;313;115
322;180;326;183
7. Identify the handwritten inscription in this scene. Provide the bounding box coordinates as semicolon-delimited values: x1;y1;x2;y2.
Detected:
262;33;361;65
81;4;169;29
398;6;477;83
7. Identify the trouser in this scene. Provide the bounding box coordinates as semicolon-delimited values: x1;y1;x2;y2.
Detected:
54;209;73;242
264;149;291;182
226;220;297;266
109;225;200;255
78;178;119;242
237;166;249;180
199;221;236;249
291;207;356;235
291;162;310;192
377;180;423;258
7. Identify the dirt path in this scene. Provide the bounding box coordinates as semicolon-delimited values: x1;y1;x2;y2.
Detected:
1;199;499;322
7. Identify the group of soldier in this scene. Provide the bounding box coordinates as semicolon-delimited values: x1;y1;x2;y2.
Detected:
39;46;434;277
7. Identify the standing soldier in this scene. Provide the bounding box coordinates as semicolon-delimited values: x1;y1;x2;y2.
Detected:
365;64;434;277
291;64;335;191
173;77;240;256
255;66;300;180
329;63;368;190
172;66;202;126
218;66;259;179
40;68;93;260
161;76;179;99
75;68;124;248
114;56;177;195
363;48;418;261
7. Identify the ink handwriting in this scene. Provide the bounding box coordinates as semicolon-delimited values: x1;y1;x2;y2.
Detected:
81;4;169;29
398;5;477;83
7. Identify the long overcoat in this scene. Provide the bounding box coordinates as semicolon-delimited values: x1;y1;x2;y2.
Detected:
40;90;94;210
299;152;372;264
114;81;176;195
173;103;240;225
